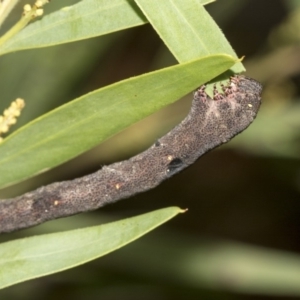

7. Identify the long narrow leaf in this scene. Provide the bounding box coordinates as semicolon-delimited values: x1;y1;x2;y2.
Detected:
0;0;146;55
0;54;237;189
134;0;244;73
0;206;184;289
0;0;213;55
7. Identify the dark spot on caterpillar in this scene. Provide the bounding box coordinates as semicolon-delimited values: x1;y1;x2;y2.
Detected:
167;158;184;175
0;75;262;233
155;140;161;147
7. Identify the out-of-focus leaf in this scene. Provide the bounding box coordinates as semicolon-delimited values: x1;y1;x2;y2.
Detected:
228;102;300;158
99;235;300;296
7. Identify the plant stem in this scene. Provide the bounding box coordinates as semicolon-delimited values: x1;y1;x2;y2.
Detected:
0;0;21;28
0;8;35;47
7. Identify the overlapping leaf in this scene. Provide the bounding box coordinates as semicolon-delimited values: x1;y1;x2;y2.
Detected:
0;54;237;188
0;0;213;55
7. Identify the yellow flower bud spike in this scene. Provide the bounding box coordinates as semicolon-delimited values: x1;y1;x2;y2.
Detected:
0;98;25;143
0;0;50;47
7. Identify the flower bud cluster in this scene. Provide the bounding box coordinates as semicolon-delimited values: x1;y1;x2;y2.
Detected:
0;98;25;142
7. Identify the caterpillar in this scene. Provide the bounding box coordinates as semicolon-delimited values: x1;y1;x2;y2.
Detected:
0;75;262;233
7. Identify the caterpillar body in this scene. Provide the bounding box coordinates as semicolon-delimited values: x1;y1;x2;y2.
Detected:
0;75;262;233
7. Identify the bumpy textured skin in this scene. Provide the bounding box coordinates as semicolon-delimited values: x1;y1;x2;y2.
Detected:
0;76;262;233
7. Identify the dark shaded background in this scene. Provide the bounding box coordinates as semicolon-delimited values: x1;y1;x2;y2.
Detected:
1;0;300;299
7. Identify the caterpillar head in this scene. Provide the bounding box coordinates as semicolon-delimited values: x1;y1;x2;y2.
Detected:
193;75;262;143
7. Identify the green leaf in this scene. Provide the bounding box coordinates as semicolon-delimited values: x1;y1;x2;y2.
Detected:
0;0;214;56
102;235;300;296
0;54;237;189
0;0;146;55
134;0;244;73
0;206;184;289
